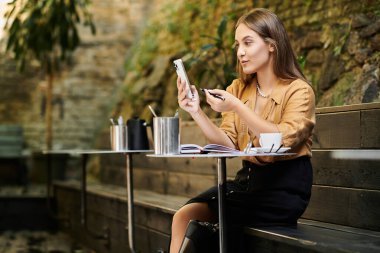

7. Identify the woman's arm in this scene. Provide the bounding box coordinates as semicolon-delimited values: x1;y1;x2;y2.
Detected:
234;103;278;137
190;108;235;148
205;88;278;140
275;84;315;148
177;77;235;148
205;81;315;144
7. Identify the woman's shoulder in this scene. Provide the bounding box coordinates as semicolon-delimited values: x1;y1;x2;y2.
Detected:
225;78;244;93
283;79;314;94
226;78;256;100
287;78;310;87
273;79;315;105
227;78;244;88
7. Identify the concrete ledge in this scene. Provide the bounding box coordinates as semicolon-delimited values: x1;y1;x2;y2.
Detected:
245;219;380;253
54;181;187;253
54;181;380;253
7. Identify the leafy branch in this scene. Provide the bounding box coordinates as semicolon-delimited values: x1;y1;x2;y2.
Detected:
3;0;96;149
187;15;237;89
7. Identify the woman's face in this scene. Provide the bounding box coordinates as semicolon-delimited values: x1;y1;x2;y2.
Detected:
235;23;274;75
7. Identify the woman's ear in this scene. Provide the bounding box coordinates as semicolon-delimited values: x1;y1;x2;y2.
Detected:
268;43;275;52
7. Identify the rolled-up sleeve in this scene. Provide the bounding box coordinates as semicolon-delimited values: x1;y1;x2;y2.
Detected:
276;83;315;149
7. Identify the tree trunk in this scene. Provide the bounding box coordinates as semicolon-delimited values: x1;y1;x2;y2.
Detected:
45;73;54;150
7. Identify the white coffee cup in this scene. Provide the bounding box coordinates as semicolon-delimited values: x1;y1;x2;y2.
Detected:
259;133;282;149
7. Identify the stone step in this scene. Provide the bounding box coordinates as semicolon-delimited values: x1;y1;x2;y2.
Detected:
0;184;47;197
0;230;96;253
244;220;380;253
0;196;57;230
54;181;187;253
99;149;380;231
54;181;380;253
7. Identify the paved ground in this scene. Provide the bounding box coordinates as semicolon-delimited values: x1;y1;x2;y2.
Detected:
0;184;47;198
0;185;95;253
0;230;95;253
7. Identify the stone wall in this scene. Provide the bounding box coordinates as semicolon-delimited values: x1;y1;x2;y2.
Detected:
0;0;379;157
0;0;160;151
119;0;380;123
273;0;380;106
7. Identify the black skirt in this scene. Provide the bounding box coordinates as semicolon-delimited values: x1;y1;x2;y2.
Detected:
186;156;313;227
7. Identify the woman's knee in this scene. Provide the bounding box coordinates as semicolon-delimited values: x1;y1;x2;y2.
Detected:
172;203;215;226
172;206;191;227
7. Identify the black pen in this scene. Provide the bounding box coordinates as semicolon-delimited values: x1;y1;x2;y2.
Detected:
200;88;226;101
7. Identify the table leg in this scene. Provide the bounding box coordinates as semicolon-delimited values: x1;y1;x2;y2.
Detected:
126;153;136;253
217;157;227;253
81;153;88;226
80;154;109;244
46;153;53;213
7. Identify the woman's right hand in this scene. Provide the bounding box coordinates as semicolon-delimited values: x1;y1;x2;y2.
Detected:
177;76;200;114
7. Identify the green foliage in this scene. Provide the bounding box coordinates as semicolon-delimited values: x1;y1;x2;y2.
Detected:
297;55;306;71
333;23;351;57
4;0;96;73
124;23;159;74
361;0;380;17
305;0;313;9
166;3;180;34
184;2;201;14
167;21;179;34
331;73;354;106
3;0;96;149
181;18;193;46
207;0;218;7
123;0;249;106
187;15;237;88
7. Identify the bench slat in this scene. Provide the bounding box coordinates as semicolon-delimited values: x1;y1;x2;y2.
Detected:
132;153;242;177
302;185;380;231
244;222;380;253
298;219;380;238
316;102;380;114
313;111;361;149
312;150;380;190
0;136;23;144
0;125;23;134
361;109;380;148
133;151;380;195
313;108;380;149
133;168;216;197
55;181;380;253
0;125;24;159
0;147;23;158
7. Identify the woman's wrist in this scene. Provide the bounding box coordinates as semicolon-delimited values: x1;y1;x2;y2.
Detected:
232;97;246;115
190;107;203;119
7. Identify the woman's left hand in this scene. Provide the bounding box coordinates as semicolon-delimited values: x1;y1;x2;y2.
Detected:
204;89;240;112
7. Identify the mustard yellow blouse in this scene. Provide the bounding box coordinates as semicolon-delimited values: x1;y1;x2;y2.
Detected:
219;78;316;165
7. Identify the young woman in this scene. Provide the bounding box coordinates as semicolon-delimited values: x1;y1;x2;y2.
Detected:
172;8;315;253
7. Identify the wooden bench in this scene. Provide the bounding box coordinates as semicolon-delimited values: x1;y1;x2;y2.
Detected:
53;181;186;253
53;102;380;253
244;102;380;252
0;125;28;185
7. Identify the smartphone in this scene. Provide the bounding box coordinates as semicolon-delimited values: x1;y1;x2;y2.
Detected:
200;88;225;101
173;59;193;99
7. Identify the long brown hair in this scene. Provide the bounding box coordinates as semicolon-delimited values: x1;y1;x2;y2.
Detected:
235;8;307;85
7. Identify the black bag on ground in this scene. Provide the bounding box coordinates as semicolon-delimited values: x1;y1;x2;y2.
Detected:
178;220;219;253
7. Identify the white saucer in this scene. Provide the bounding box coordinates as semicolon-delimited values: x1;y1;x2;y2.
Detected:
250;147;291;153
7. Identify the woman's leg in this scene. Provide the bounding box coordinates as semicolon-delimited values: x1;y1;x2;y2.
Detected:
170;202;216;253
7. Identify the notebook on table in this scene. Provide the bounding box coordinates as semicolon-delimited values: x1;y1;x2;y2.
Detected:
180;144;240;154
